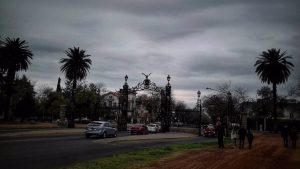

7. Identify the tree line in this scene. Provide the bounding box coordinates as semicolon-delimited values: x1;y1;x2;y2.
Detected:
0;37;93;127
0;36;297;130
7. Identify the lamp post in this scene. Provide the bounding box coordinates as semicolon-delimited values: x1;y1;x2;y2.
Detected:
118;75;129;131
164;75;171;132
197;90;202;136
226;91;232;132
95;88;100;121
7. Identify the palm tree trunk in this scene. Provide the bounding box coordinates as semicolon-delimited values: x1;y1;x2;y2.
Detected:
4;69;15;121
68;79;77;128
272;82;278;131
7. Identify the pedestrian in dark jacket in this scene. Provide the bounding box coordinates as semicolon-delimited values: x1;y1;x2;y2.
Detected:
289;126;298;148
281;125;289;148
246;128;254;149
238;127;246;149
216;124;224;149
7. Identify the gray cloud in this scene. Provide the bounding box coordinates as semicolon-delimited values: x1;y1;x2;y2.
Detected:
1;0;299;107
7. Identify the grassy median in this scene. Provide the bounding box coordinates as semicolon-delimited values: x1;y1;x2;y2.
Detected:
61;141;220;169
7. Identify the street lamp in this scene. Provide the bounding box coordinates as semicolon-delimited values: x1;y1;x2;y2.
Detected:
164;74;171;132
167;74;171;82
118;75;129;131
95;88;100;121
197;90;202;136
226;91;232;132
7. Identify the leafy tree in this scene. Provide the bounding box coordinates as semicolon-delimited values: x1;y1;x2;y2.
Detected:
60;47;92;127
204;82;249;125
289;80;300;98
0;37;33;121
74;83;97;120
36;86;54;119
215;83;237;121
253;86;273;117
254;48;294;121
254;86;288;120
0;70;5;115
203;94;227;125
136;92;161;122
92;82;107;120
233;86;249;111
36;86;67;121
12;75;36;120
257;86;272;99
174;101;187;123
0;38;5;113
145;92;161;122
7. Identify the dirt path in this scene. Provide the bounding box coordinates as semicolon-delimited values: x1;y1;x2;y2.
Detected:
144;133;299;169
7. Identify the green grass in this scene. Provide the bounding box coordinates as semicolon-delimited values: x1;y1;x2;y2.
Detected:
61;141;218;169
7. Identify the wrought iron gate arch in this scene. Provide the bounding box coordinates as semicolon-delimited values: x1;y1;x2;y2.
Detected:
118;73;172;132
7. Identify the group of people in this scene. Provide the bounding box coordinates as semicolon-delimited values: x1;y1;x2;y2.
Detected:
231;126;254;149
216;120;298;150
281;124;298;148
215;119;253;149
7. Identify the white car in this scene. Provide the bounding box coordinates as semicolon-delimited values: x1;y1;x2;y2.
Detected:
154;122;162;131
85;121;117;138
147;123;160;133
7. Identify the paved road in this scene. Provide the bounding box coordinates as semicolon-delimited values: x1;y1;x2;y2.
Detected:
0;133;214;169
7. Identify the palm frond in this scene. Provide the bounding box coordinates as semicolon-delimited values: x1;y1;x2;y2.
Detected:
60;46;92;83
254;48;294;85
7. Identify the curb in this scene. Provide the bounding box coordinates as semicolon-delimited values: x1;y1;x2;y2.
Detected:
0;129;85;140
92;132;197;144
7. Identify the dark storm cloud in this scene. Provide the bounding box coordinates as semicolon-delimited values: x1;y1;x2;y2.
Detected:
1;0;299;107
197;48;259;77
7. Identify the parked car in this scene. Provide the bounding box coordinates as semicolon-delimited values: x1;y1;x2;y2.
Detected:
147;123;160;133
130;124;149;135
75;117;90;124
203;124;216;137
154;122;162;131
85;121;117;138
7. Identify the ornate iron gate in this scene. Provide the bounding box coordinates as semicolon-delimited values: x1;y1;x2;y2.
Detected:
118;74;172;132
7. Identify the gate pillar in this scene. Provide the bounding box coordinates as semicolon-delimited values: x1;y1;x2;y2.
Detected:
118;75;129;131
161;75;171;132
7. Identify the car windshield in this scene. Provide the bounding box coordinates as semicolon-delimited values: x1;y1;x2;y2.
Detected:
148;124;155;127
89;122;102;126
206;125;214;129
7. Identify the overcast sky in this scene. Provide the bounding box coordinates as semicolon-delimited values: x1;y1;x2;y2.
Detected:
1;0;299;107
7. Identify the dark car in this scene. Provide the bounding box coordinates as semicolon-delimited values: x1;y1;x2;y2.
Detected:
203;124;216;137
85;121;117;138
130;124;149;135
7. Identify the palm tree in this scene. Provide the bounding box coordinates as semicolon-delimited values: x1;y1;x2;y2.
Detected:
60;47;91;127
254;48;294;121
0;37;33;121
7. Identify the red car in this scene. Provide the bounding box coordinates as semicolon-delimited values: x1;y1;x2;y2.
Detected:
130;124;149;135
203;124;216;137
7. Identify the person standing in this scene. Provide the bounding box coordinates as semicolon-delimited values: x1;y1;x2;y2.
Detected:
281;125;289;148
231;125;238;146
217;124;225;149
289;126;298;148
216;118;224;149
238;127;246;149
247;128;254;149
